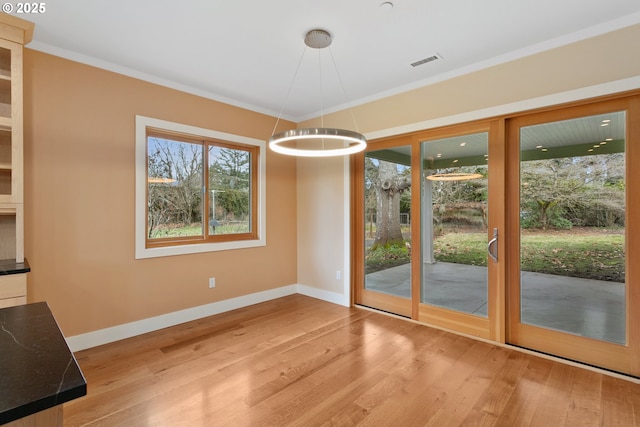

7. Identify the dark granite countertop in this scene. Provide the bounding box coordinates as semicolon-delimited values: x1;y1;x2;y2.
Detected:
0;302;86;425
0;259;30;276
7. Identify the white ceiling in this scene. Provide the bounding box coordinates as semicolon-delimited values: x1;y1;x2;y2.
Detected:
18;0;640;122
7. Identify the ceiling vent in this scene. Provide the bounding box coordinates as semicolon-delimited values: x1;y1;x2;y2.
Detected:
411;53;442;67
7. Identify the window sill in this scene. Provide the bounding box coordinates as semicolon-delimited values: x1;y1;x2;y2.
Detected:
135;238;266;259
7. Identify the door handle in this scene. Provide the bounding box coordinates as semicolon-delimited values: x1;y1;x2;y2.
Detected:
488;227;498;262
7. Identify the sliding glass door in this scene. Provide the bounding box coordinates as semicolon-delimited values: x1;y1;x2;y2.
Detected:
507;98;640;374
353;93;640;376
354;123;501;339
417;127;500;339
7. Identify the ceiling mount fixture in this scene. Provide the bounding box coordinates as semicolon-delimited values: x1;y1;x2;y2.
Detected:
304;29;332;49
268;29;367;157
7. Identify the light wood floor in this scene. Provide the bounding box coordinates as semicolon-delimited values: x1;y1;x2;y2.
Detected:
64;294;640;427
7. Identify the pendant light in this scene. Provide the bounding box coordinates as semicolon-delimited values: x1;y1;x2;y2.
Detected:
268;29;367;157
426;173;483;181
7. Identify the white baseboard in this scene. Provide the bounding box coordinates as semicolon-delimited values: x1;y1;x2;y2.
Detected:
66;285;299;352
297;284;349;307
65;284;348;352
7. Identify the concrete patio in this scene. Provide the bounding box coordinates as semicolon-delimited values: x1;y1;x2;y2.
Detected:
365;261;626;344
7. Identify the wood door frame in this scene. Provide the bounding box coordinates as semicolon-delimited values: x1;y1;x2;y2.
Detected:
411;120;504;341
505;95;640;376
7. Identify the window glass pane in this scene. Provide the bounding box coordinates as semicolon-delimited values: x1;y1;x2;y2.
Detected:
364;147;412;298
421;133;489;317
147;137;203;239
208;145;251;235
519;111;626;344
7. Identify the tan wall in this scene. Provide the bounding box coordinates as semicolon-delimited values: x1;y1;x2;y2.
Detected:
23;50;298;337
296;155;347;297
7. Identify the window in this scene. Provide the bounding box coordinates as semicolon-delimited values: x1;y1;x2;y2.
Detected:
135;116;265;259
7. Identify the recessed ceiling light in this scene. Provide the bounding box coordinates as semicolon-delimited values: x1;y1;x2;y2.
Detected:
541;148;548;152
601;141;607;145
380;2;394;11
459;142;466;147
606;138;612;141
453;159;459;163
593;144;600;148
601;123;609;127
588;149;594;152
536;145;543;149
602;119;611;123
436;153;442;158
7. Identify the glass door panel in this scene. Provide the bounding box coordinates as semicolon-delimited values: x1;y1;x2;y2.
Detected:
360;146;412;316
518;112;626;344
421;133;489;317
507;97;640;375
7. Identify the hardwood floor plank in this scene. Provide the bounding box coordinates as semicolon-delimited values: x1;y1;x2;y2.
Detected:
527;361;576;427
355;338;494;426
349;330;463;423
601;375;640;427
260;321;427;426
563;368;603;427
62;295;640;427
482;355;554;427
422;345;512;427
448;348;530;426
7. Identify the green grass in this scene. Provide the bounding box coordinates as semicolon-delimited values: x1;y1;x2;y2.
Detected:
519;233;624;282
364;229;624;281
433;231;624;282
433;232;487;266
365;244;410;274
150;222;249;238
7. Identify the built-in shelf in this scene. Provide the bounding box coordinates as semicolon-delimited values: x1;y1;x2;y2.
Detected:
0;173;10;197
0;125;11;197
0;207;17;260
0;47;9;78
0;14;32;306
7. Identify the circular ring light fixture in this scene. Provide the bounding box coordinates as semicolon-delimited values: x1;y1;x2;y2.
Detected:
268;29;367;157
269;128;367;157
426;173;483;181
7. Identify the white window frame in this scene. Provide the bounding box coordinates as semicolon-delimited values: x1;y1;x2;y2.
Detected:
135;115;266;259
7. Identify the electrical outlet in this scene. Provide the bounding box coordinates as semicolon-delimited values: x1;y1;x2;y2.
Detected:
209;277;216;288
335;270;341;281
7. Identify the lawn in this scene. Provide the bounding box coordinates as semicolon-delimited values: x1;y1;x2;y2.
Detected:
433;229;624;282
366;228;624;282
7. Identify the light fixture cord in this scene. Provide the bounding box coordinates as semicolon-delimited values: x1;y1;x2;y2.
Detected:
271;45;308;137
318;47;325;149
328;46;361;133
